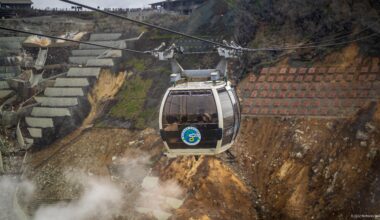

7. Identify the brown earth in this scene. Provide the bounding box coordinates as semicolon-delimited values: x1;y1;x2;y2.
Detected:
83;70;127;126
157;156;257;220
22;43;380;219
231;102;380;219
7;6;379;218
22;127;257;219
233;43;380;219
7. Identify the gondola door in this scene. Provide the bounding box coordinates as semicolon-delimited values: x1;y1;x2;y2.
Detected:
160;89;222;151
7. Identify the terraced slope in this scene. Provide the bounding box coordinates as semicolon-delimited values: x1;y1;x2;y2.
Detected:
24;32;126;146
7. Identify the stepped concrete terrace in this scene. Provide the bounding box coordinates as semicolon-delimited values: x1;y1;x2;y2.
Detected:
0;80;13;100
0;37;26;53
89;33;123;41
24;67;101;145
0;66;21;100
0;36;26;102
69;33;124;68
0;37;25;103
24;32;129;147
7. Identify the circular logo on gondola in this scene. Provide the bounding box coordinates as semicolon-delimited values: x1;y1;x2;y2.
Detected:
181;127;201;146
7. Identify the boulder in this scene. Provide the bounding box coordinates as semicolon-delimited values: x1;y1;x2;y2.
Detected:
360;141;368;147
365;122;376;133
356;130;369;141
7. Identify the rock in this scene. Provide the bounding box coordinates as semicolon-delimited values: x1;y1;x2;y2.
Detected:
296;152;303;159
326;122;334;130
370;140;376;147
312;166;319;174
326;172;338;193
302;143;311;151
360;141;368;147
326;186;334;194
100;145;106;153
365;122;376;133
356;130;369;140
367;148;378;159
140;128;156;136
324;167;331;179
141;176;159;190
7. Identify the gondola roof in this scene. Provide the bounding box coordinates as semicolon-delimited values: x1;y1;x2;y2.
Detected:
170;81;227;90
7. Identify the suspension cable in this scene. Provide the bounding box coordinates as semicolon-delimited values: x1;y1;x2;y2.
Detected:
0;26;148;54
245;32;378;51
60;0;236;50
301;26;372;46
183;51;217;55
264;25;373;50
60;0;380;52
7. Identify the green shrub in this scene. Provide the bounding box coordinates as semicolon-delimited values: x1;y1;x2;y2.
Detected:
109;75;154;129
127;58;146;72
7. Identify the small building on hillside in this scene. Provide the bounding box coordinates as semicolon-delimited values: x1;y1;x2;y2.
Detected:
0;0;33;9
150;0;207;15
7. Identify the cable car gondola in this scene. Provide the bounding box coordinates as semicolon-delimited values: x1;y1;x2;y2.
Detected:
155;44;241;157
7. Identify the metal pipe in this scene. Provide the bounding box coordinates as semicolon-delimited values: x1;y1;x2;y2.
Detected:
183;69;218;78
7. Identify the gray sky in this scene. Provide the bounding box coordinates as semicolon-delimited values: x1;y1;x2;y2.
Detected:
33;0;159;9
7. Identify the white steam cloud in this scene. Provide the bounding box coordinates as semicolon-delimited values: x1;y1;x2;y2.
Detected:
137;179;184;213
117;154;152;184
0;176;35;220
0;155;184;220
33;175;123;220
115;154;184;218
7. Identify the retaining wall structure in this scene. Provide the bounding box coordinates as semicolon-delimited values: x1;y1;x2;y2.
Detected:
69;33;124;72
0;37;26;100
24;33;126;146
241;58;380;117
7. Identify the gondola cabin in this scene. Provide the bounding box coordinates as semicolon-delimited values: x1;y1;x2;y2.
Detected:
154;44;241;157
159;80;240;157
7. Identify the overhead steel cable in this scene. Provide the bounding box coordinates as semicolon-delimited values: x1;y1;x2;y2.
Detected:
265;26;371;50
244;32;379;51
301;26;372;46
59;0;380;52
59;0;236;50
0;26;149;54
183;51;217;54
